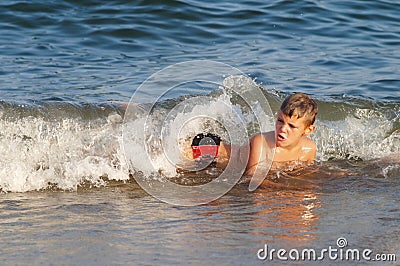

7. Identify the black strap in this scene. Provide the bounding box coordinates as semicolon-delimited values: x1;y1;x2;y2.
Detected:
191;133;221;146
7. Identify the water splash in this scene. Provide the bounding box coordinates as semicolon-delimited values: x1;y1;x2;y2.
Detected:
1;78;400;192
0;109;129;192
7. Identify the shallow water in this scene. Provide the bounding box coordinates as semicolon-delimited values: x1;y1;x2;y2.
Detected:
1;0;400;265
1;171;399;265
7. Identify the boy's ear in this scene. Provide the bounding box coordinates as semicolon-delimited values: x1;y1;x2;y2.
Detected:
303;125;316;136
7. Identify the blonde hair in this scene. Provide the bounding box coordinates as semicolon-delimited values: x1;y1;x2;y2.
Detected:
280;93;318;127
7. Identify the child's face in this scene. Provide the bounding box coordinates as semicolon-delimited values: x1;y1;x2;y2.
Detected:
275;110;315;149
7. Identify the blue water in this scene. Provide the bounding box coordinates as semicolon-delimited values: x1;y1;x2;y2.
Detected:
1;0;399;103
0;1;399;265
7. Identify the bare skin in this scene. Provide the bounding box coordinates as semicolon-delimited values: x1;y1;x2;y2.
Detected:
203;110;317;176
245;110;316;174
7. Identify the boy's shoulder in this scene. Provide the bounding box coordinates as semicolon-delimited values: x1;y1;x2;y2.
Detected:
250;131;275;147
299;136;317;161
301;136;316;151
249;132;276;159
251;131;315;147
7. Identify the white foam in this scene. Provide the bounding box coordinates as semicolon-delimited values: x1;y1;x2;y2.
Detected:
0;114;129;192
314;108;400;161
124;89;263;178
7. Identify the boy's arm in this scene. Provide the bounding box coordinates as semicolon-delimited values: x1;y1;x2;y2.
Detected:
245;133;271;176
215;142;231;169
216;142;250;171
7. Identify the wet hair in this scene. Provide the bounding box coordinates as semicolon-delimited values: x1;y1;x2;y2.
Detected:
280;93;318;126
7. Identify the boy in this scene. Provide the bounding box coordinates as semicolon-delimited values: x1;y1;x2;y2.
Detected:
191;93;318;175
245;92;317;174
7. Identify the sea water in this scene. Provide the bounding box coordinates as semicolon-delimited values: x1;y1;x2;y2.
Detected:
0;0;399;265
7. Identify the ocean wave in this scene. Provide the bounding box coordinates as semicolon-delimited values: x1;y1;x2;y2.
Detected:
0;76;399;192
0;102;128;192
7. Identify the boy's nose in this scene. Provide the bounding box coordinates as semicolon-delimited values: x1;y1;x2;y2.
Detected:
280;123;289;132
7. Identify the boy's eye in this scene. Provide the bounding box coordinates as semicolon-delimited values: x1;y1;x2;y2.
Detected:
277;119;284;123
289;124;296;129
